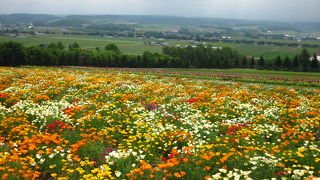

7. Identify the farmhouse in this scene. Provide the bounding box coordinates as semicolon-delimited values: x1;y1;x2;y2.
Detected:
9;34;24;38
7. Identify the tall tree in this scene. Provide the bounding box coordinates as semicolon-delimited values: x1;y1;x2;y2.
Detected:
282;56;291;70
25;46;50;65
299;49;310;71
69;42;80;50
57;42;65;50
292;55;299;71
241;57;248;68
310;53;319;71
105;43;120;54
274;55;282;70
48;42;65;50
233;56;239;68
257;56;265;69
0;41;26;66
249;56;255;69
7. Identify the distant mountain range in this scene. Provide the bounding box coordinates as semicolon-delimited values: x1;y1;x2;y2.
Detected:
1;13;320;32
0;14;57;24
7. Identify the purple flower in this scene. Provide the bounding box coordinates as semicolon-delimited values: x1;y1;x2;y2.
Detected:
145;102;159;110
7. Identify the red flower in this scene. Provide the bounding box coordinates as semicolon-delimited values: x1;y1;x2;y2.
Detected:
47;124;56;129
0;93;10;99
186;98;197;103
161;157;167;162
52;121;62;124
275;172;287;176
72;98;80;103
168;154;178;158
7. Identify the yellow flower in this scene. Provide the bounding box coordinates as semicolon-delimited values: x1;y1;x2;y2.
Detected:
91;168;99;174
76;167;85;174
80;161;86;166
57;177;69;180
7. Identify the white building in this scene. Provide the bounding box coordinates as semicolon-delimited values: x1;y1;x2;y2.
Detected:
309;56;320;61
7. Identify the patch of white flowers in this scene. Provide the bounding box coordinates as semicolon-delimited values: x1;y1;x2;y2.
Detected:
11;100;74;130
208;168;252;180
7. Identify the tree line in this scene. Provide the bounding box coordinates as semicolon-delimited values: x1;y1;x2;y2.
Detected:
0;41;318;71
163;45;318;71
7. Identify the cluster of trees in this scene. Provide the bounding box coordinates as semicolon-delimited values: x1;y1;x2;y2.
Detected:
0;41;174;68
268;50;319;72
163;46;319;71
163;46;241;68
0;41;318;72
251;51;319;72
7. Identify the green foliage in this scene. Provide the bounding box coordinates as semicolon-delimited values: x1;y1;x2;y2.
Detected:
292;55;299;70
48;42;65;50
241;57;248;68
282;56;291;70
105;43;120;54
0;41;26;66
78;140;106;160
257;56;265;69
299;48;310;71
249;56;255;69
163;45;240;68
310;53;319;71
69;42;80;50
273;55;282;69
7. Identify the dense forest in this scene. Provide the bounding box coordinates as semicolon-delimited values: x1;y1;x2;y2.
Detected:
0;41;318;71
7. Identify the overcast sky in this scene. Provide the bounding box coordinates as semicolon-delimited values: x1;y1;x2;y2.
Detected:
1;0;319;22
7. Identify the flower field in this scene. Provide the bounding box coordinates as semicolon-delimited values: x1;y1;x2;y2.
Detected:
0;66;319;180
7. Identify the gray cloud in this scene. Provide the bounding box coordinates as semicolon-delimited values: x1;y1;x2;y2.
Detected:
1;0;319;22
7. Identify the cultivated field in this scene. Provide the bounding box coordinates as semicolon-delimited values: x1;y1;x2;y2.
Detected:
1;34;319;59
0;67;319;179
0;35;164;54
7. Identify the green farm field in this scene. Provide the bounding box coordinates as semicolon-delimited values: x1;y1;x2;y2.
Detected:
0;34;163;54
207;42;320;59
0;34;319;59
